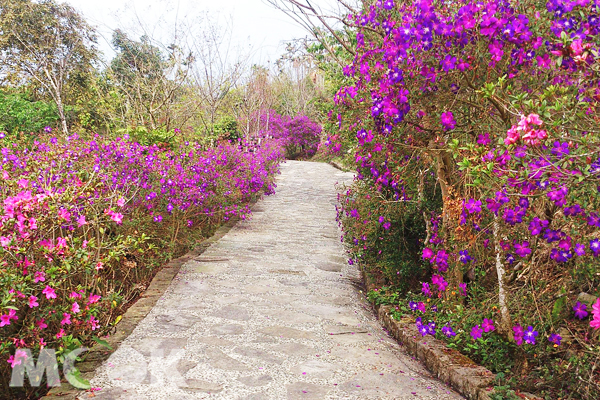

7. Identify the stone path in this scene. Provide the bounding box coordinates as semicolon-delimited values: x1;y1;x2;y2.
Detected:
81;161;463;400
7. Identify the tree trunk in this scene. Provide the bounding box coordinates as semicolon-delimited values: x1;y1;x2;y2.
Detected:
493;217;512;334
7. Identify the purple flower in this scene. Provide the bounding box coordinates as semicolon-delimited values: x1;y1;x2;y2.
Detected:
524;326;538;345
482;318;495;333
442;324;456;337
431;274;448;292
422;282;432;297
426;321;436;335
591;239;600;256
409;301;418;311
459;282;467;296
574;243;586;256
548;333;562;346
440;112;456;131
464;199;482;214
471;325;483;340
477;133;490;145
378;216;385;224
440;54;457;72
383;222;391;230
514;241;531;258
547;187;568;207
588;213;600;227
513;325;524;346
458;250;472;264
573;301;588;319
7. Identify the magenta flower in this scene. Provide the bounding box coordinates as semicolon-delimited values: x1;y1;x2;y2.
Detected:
42;285;57;300
34;271;45;283
60;313;72;326
471;325;483;340
29;296;39;308
514;241;531;258
422;247;434;260
440;112;456;131
72;302;80;314
421;282;431;297
482;318;495;333
459;282;467;296
590;298;600;329
513;324;524;346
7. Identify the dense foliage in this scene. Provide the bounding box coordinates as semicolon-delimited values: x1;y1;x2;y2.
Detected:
0;132;284;397
330;0;600;397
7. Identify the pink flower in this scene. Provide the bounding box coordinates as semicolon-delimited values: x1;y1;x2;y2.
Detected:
590;298;600;329
0;309;18;327
29;296;39;308
0;236;10;247
0;314;11;327
95;262;104;271
39;338;46;348
42;285;57;300
58;208;71;221
111;212;123;224
56;237;67;248
504;126;520;145
525;113;543;126
8;349;28;368
56;329;65;339
117;197;126;207
36;319;48;329
29;218;37;230
72;302;80;313
34;271;45;283
69;291;82;299
88;294;101;304
17;179;29;188
89;316;100;331
77;215;87;227
60;313;72;325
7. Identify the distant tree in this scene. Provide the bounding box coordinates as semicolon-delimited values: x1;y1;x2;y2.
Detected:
109;29;192;131
0;0;98;134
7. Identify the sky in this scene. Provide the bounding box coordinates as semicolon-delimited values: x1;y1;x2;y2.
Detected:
64;0;341;67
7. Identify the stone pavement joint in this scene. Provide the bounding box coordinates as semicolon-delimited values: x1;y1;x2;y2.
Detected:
73;161;464;399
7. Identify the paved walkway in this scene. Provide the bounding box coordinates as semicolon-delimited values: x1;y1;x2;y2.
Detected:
82;161;463;400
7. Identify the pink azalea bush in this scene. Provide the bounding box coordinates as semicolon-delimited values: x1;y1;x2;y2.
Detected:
333;0;600;396
0;133;284;395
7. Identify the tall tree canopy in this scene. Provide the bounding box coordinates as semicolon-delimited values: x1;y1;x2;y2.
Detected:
0;0;98;134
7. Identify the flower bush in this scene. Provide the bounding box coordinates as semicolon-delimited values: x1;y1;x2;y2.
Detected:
0;132;284;397
254;110;322;159
333;0;600;396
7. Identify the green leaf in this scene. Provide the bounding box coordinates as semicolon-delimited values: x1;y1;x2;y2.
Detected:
91;336;113;350
552;296;566;321
66;369;91;389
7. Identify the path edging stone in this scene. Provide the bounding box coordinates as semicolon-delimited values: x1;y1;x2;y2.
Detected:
41;215;247;400
361;269;498;400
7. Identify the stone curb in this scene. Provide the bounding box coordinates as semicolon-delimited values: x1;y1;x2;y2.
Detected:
361;271;497;400
41;214;248;400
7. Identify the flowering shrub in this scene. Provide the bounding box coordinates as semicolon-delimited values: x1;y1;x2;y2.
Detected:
254;110;322;158
0;133;283;397
334;0;600;396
